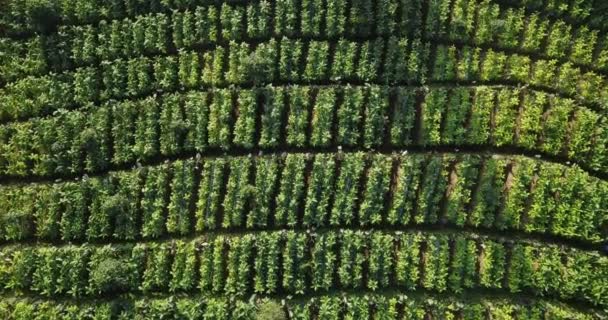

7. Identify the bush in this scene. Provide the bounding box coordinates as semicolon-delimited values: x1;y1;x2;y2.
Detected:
89;257;132;293
256;300;286;320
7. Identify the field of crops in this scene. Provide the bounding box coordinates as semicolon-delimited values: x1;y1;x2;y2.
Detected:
0;0;607;319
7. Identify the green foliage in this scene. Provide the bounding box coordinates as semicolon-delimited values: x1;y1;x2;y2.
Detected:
88;246;135;294
282;231;306;294
166;160;195;235
517;91;545;149
500;159;535;230
0;1;607;318
207;89;234;149
331;153;365;225
468;157;507;228
249;157;279;228
0;228;604;313
359;155;392;225
388;156;423;225
337;86;363;146
338;230;365;288
421;88;447;146
390;88;416;146
310;88;336;147
141;164;169;238
303;41;329;81
363;86;389;147
196;158;226;231
256;300;286;320
222;158;253;228
233;89;258;148
445;155;480;226
259;87;285;148
442;88;471;144
254;232;281;294
368;233;393;290
286;86;310;147
275;154;306;227
303;154;335;227
494;88;520;147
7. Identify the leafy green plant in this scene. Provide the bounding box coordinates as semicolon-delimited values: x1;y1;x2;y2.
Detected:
141;164;169;239
196;159;226;231
256;300;286;320
249;157;279;228
359;155;392;225
207;89;234;149
233;89;258;148
311;233;337;291
283;231;307;294
310;88;336;147
368;233;393;290
303;154;335;227
254;232;281;294
420;89;447;146
388;156;424;225
442;88;471;145
493;88;519;147
338;230;365;288
445;155;480;226
285;86;310;147
166;160;195;235
390;87;417;146
303;41;329;81
363;86;389;147
259;87;286;148
337;86;364;146
88;246;135;294
222;158;253;228
331;153;365;225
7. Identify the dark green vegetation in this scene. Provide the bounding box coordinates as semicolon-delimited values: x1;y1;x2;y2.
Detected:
0;0;607;318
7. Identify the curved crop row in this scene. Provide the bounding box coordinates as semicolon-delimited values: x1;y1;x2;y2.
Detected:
1;0;607;318
1;152;606;245
431;42;606;108
2;0;608;86
0;0;416;83
3;5;608;121
497;0;601;29
0;36;428;122
507;0;593;16
0;0;252;38
3;33;607;127
426;0;608;71
0;229;606;308
1;84;606;179
0;292;601;320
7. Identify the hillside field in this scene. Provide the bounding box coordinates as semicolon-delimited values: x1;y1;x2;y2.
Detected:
0;0;608;319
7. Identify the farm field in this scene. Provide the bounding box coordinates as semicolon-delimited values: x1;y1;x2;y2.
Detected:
0;0;607;319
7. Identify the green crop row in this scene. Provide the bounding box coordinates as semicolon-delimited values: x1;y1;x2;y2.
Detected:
0;36;429;123
3;0;608;86
0;230;606;307
3;33;607;128
0;293;600;320
427;0;607;70
419;86;607;167
0;0;419;83
1;84;606;178
1;152;606;244
499;0;608;33
1;0;606;317
432;44;607;107
0;0;252;37
1;0;596;40
502;0;594;22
